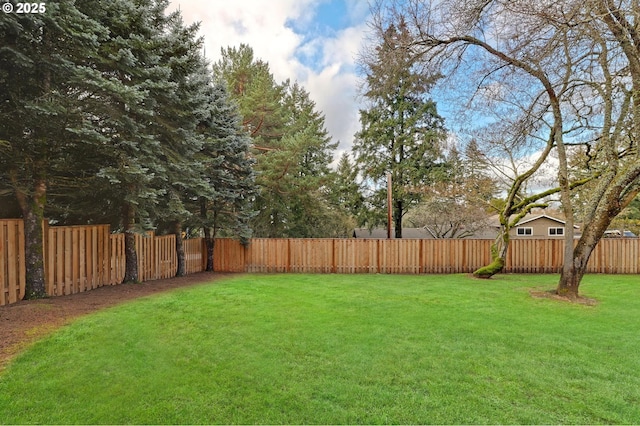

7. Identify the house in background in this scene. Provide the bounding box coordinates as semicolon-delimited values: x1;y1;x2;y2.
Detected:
506;214;580;239
352;214;580;239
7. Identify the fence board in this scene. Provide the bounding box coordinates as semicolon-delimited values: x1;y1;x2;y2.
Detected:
0;220;24;305
110;233;125;285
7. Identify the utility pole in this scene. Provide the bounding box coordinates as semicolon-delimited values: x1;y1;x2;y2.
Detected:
387;172;392;239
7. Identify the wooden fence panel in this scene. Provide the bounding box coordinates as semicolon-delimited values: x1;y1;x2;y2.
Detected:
289;239;334;273
44;224;111;296
212;238;245;272
423;240;450;273
183;237;205;274
136;232;153;282
379;239;421;274
0;220;25;305
155;235;176;280
506;239;560;273
246;239;290;273
588;238;639;274
135;232;177;281
334;239;378;273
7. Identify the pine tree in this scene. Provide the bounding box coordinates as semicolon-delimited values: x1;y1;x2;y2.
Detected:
214;45;340;237
354;18;447;237
194;81;256;271
0;0;110;298
69;0;177;282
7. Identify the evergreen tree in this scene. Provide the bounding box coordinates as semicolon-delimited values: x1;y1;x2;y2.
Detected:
0;0;109;297
253;81;338;237
193;80;256;271
213;45;340;237
212;44;284;146
145;15;210;276
329;153;365;225
354;18;447;237
77;0;176;283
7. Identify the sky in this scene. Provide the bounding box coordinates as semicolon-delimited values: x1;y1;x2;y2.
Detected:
166;0;372;159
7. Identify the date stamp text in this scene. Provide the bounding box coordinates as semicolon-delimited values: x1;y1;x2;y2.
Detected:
2;2;46;14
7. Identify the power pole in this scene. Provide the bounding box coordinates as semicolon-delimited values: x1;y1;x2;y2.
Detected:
387;172;392;239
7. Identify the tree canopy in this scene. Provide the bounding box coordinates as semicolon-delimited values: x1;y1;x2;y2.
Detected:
0;0;256;292
213;44;352;238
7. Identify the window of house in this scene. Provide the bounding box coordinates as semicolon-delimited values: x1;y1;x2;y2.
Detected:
548;227;564;236
516;227;533;236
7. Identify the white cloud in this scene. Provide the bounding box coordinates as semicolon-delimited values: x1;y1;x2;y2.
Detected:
167;0;370;159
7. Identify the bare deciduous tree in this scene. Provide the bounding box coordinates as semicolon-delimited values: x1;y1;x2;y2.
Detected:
372;0;640;298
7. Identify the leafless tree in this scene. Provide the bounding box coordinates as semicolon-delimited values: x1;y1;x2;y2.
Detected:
371;0;640;298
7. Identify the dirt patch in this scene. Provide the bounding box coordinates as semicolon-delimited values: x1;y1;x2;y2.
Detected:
0;272;235;371
529;289;598;306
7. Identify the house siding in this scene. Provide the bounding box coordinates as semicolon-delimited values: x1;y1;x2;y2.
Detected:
511;216;567;239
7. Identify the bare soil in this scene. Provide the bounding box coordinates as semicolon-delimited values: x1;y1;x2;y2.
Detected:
0;272;234;371
529;289;598;306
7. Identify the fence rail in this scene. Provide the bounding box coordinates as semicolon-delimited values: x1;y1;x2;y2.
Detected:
4;218;640;307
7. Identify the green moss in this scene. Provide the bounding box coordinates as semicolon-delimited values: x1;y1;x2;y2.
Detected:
473;257;505;278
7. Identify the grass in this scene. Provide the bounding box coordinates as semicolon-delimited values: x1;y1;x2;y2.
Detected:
1;273;639;424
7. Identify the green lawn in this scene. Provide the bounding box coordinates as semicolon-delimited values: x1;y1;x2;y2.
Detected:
1;273;639;424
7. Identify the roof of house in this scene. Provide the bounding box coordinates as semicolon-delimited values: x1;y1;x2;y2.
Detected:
514;214;580;229
353;214;580;239
352;228;433;239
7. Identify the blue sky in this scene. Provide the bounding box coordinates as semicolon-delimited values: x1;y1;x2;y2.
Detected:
168;0;371;158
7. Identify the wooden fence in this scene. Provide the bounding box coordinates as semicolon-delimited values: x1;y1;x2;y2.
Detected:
212;237;640;275
108;232;204;285
0;220;206;306
44;223;112;297
4;218;640;307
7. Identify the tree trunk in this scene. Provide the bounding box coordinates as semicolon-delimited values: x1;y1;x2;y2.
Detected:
200;198;216;271
556;219;605;299
204;227;215;272
557;266;583;299
557;243;590;299
14;176;47;299
122;204;138;283
473;226;509;278
394;199;403;238
173;221;186;277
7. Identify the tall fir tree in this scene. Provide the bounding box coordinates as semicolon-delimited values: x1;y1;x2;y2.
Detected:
145;15;210;276
0;0;110;297
214;46;341;237
354;18;447;237
193;80;256;271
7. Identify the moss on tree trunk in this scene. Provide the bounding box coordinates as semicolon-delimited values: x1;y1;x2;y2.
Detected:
473;232;508;279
